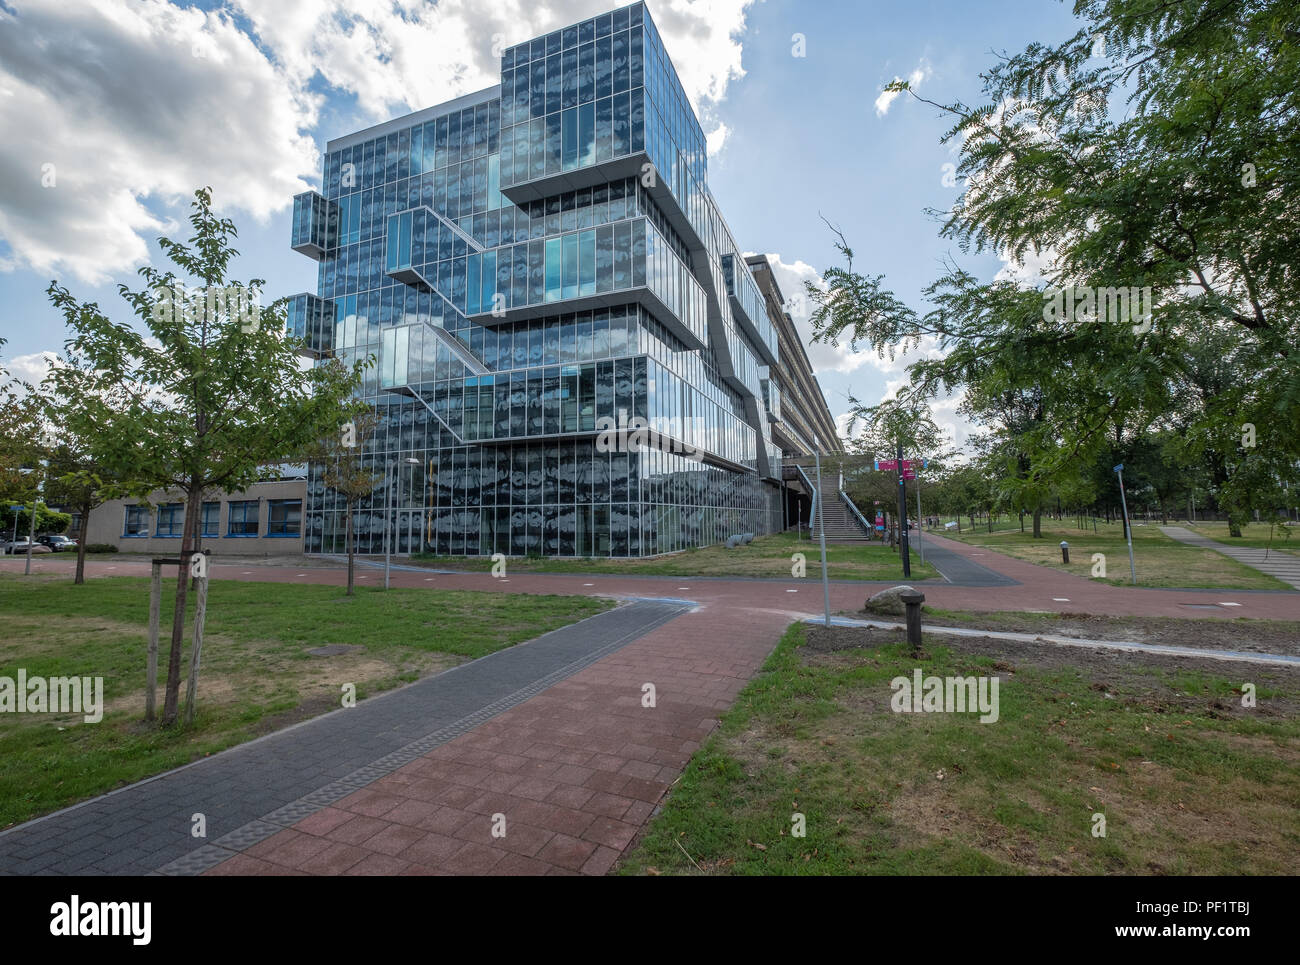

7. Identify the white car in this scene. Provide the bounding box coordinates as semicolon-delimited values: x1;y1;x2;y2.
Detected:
2;539;52;555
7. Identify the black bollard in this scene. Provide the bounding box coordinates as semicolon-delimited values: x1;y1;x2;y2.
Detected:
1060;540;1070;564
899;589;925;652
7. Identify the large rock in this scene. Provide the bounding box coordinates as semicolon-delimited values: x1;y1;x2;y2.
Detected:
865;585;920;616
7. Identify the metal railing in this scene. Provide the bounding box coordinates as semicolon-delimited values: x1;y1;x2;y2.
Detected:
839;488;874;537
794;463;818;538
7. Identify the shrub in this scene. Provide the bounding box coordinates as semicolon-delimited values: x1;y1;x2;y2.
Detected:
83;544;118;554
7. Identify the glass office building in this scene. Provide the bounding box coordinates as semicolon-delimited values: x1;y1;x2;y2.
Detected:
289;2;829;558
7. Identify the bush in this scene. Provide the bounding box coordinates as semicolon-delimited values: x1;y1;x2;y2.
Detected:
83;544;118;554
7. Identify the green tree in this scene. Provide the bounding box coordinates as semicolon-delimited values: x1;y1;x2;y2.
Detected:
302;403;380;596
46;188;364;726
0;339;42;507
41;440;119;584
809;1;1299;538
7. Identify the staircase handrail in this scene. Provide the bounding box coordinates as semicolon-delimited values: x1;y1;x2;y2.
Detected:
794;463;818;538
839;487;873;537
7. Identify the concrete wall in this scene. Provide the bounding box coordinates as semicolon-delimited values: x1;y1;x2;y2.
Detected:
83;480;306;556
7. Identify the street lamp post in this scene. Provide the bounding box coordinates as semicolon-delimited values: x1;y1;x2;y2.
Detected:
385;456;421;591
19;461;46;576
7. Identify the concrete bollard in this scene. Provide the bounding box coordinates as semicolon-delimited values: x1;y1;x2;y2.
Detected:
899;589;925;651
1060;540;1070;564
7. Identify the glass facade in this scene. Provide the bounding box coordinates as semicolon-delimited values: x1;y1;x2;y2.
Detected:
290;2;792;558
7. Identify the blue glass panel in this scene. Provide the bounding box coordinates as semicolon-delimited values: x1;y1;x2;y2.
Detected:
544;237;562;302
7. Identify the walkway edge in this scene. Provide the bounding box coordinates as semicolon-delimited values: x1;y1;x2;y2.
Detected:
806;615;1300;667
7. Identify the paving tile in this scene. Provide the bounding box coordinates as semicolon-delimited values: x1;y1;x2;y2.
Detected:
343;853;412;876
440;842;505;875
537;834;597;872
361;824;427;857
580;846;622;876
296;841;370;875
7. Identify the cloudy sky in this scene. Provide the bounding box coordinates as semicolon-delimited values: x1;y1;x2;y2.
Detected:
0;0;1083;453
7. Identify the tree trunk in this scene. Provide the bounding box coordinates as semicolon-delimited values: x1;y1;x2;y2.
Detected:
163;484;200;725
190;491;203;591
74;497;90;585
1032;508;1042;539
345;499;355;596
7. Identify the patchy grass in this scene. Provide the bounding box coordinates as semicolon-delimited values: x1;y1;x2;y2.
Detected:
412;530;939;582
1187;521;1300;556
620;622;1300;875
0;573;610;828
944;518;1288;590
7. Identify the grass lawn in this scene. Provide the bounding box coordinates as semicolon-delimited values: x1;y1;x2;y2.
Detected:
412;530;939;582
0;573;610;828
620;621;1300;875
1186;520;1300;556
943;518;1288;590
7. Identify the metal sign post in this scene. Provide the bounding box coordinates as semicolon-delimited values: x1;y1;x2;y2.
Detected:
913;459;925;564
897;441;911;578
1114;463;1137;585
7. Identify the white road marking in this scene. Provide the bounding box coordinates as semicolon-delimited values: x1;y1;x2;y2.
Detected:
786;589;798;593
1053;597;1070;602
1219;602;1242;607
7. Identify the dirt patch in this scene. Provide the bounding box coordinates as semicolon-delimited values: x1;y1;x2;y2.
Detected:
811;622;1300;688
905;610;1300;657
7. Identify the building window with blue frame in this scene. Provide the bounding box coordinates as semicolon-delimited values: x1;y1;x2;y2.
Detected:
123;505;149;538
155;502;184;537
201;501;220;537
267;499;302;537
227;500;260;537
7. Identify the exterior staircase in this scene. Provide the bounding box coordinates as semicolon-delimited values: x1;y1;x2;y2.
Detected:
790;462;872;541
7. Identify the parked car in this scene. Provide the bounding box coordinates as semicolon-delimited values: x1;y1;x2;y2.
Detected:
2;539;53;555
37;534;77;551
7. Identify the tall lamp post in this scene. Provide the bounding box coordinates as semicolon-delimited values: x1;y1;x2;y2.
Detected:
385;456;421;591
18;461;46;576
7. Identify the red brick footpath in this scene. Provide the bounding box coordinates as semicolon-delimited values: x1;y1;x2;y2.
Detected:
208;602;774;876
5;544;1297;875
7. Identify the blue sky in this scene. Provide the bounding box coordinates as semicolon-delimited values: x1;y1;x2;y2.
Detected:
0;0;1085;450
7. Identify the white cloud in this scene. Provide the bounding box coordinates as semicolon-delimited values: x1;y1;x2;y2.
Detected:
874;59;931;117
0;0;321;284
706;122;731;157
761;252;874;376
3;350;58;392
0;0;757;285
